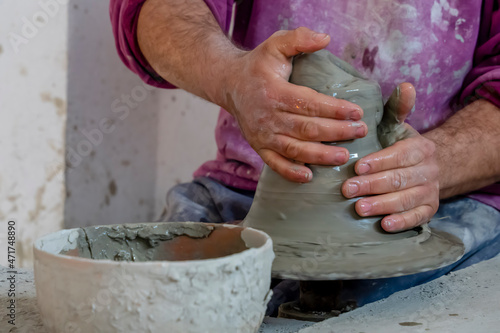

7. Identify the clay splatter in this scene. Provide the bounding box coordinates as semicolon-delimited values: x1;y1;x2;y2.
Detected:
399;322;422;326
29;185;46;221
40;92;66;117
108;180;117;196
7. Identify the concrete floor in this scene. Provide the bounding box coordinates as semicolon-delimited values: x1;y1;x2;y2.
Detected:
260;253;500;333
2;254;499;332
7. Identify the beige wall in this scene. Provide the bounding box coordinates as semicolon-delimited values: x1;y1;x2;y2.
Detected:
0;0;68;267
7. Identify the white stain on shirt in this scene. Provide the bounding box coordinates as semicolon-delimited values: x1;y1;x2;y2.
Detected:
453;61;471;79
427;83;433;95
455;17;466;43
400;64;422;82
378;29;422;64
431;0;459;31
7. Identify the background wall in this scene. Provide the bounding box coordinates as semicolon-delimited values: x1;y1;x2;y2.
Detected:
0;0;218;267
154;90;219;216
0;0;68;268
64;0;161;228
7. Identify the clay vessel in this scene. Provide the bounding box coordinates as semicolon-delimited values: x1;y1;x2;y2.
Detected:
243;50;464;280
33;222;274;333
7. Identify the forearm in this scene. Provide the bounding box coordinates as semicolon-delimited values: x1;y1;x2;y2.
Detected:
137;0;243;106
423;99;500;199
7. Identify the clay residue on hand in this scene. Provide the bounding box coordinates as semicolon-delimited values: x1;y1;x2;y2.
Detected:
62;223;249;262
377;85;414;148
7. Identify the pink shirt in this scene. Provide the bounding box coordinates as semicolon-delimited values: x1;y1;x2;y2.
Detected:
110;0;500;210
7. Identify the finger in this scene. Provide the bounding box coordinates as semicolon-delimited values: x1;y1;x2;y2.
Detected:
342;165;432;198
259;148;312;183
355;137;436;175
280;113;367;142
354;185;436;217
381;205;437;232
267;27;331;59
270;135;349;165
278;84;363;120
378;83;417;148
384;82;416;123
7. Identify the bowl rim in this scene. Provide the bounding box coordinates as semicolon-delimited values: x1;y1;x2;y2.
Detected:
33;222;274;268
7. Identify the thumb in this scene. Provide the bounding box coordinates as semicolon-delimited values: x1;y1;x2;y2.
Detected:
267;27;331;59
378;83;417;147
385;82;416;123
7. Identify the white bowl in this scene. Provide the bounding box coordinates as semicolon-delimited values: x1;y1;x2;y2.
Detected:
34;222;274;333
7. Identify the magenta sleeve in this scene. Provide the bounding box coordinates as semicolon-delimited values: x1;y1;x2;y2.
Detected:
460;0;500;108
109;0;233;89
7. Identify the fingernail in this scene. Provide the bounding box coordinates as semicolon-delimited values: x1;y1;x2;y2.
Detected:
349;110;361;120
347;182;359;197
358;163;370;174
383;218;397;231
336;151;348;163
312;33;329;41
355;124;367;137
358;201;371;214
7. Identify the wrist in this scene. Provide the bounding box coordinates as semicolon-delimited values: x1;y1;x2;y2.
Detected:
422;128;449;197
203;41;247;113
422;99;500;198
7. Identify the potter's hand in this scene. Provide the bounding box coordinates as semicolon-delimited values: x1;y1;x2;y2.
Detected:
221;27;366;183
138;4;364;183
342;83;440;233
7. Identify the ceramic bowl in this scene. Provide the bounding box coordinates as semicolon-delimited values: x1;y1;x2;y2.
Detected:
33;222;274;333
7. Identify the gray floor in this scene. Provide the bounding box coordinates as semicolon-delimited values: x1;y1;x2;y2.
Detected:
260;254;500;333
2;254;500;332
298;253;500;333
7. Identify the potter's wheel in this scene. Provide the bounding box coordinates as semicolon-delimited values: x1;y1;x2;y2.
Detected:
243;50;465;280
243;158;465;322
243;50;465;321
243;164;465;281
272;224;464;280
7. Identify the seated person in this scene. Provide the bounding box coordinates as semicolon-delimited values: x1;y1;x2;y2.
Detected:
110;0;500;313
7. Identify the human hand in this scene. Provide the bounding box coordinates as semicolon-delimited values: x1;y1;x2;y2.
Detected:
342;83;440;232
220;27;367;183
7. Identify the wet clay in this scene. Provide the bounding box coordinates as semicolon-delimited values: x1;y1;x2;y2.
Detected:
243;50;464;280
62;223;248;262
34;222;274;333
377;85;415;147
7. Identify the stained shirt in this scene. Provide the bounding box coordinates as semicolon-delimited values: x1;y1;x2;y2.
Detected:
110;0;500;210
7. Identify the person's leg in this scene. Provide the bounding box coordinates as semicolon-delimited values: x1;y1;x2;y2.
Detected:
158;177;254;223
338;197;500;306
